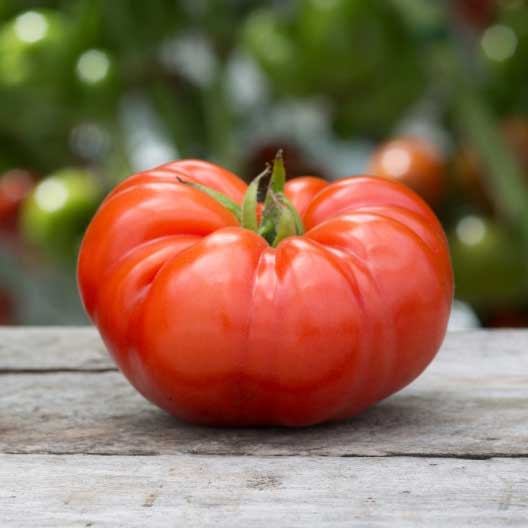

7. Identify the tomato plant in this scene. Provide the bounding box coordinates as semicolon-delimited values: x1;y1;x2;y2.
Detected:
78;154;453;426
243;1;425;135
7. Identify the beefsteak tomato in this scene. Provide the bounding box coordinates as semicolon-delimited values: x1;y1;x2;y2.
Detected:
78;155;453;426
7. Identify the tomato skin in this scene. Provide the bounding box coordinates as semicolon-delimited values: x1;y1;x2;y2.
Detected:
284;176;329;218
78;160;453;426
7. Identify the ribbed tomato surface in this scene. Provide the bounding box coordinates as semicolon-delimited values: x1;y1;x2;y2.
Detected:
78;160;453;426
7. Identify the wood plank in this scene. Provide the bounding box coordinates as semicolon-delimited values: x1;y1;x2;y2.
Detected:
1;329;527;457
1;365;526;457
1;454;526;527
0;327;109;371
2;328;528;373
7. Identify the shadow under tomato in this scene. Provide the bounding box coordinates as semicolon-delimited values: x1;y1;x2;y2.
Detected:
119;392;450;456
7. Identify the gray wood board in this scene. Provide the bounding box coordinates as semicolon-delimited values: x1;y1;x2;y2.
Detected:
1;454;527;527
2;327;528;373
0;329;527;457
1;328;528;526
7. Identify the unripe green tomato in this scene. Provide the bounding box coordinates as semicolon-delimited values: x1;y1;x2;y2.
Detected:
0;9;68;87
21;168;100;264
449;215;528;310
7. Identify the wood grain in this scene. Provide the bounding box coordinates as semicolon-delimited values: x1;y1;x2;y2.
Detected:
1;455;527;527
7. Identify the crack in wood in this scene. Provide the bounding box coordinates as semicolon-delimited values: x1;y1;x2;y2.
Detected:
0;368;116;375
3;451;528;460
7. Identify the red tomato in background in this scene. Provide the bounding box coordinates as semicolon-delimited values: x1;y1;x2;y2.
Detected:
0;169;35;232
368;137;445;208
78;159;453;426
0;288;16;325
453;0;496;29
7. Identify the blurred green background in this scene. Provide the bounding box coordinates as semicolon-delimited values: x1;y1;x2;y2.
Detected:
0;0;527;327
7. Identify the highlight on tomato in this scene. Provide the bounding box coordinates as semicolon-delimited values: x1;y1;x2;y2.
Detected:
78;152;453;426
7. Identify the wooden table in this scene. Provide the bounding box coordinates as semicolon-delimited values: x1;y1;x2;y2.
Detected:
1;328;527;526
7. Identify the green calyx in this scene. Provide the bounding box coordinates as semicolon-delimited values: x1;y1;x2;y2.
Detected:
177;150;304;247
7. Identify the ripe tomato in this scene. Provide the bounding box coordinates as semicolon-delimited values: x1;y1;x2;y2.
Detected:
453;0;496;29
78;158;453;426
0;288;16;325
368;137;444;208
0;169;35;232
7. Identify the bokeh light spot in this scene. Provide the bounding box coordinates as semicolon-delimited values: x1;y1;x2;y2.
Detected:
35;179;68;212
380;147;411;178
14;11;48;43
76;49;110;84
481;24;517;62
456;216;486;246
312;0;339;10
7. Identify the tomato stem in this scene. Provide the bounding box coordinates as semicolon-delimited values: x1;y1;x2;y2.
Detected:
270;149;286;193
241;166;271;231
176;176;241;220
178;150;303;246
257;150;304;245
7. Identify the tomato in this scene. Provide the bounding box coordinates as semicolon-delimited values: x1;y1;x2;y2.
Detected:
449;215;528;310
0;10;68;87
453;0;496;29
78;157;453;426
484;307;528;328
21;168;100;264
368;137;445;208
0;288;16;325
0;169;35;232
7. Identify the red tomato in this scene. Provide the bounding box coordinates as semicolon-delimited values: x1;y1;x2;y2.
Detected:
78;159;453;426
0;288;16;325
0;169;35;232
454;0;496;29
368;137;444;207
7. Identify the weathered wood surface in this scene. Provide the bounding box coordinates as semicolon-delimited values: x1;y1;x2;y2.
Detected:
1;455;527;527
1;328;527;457
1;328;527;526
